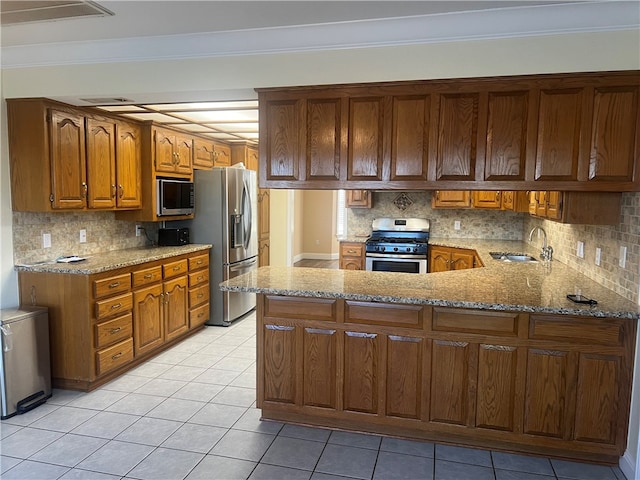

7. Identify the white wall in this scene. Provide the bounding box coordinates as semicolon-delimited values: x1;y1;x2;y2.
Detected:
2;28;640;476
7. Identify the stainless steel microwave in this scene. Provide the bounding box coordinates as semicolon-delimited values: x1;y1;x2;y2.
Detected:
156;178;195;216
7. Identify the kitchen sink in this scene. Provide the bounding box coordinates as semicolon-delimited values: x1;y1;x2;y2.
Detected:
489;252;538;263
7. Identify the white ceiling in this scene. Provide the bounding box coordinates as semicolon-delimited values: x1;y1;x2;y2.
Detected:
2;1;637;144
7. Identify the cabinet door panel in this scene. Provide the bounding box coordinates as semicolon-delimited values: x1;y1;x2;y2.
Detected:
86;119;116;209
193;139;214;169
265;100;300;181
175;136;193;174
155;130;177;173
303;328;337;408
574;353;619;444
429;247;450;273
348;97;383;181
432;191;471;208
263;324;296;404
430;340;470;425
589;86;639;183
133;284;164;356
472;190;502;209
484;91;528;180
116;122;142;208
50;110;87;209
524;349;568;438
258;189;270;239
391;95;429;181
307;98;341;181
534;88;584;181
476;344;517;431
387;335;423;419
450;250;475;271
164;276;189;341
343;331;378;414
435;93;479;181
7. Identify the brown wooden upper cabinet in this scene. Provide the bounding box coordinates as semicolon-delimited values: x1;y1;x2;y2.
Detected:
7;99;142;212
154;127;193;176
257;71;640;191
346;190;372;208
528;191;621;224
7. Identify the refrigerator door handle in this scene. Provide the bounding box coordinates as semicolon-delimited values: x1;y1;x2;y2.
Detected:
242;179;253;251
1;324;13;352
229;258;258;272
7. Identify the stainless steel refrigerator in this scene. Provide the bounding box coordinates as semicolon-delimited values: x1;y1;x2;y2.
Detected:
181;167;258;326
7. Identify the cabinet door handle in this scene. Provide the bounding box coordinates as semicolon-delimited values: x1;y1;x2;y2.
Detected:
109;282;120;288
265;325;294;331
111;352;123;360
111;303;122;310
109;327;122;334
81;182;88;198
111;184;117;198
118;184;124;198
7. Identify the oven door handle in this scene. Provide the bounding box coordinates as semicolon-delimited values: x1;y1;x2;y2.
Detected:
365;253;427;260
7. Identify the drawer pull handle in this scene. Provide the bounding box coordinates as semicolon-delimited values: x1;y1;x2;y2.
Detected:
109;327;122;334
197;276;204;281
111;352;123;360
111;303;122;310
197;260;203;264
144;274;152;279
347;250;356;254
197;294;203;298
109;282;120;288
173;266;181;271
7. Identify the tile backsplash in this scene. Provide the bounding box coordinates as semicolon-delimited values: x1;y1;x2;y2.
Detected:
12;211;158;265
347;191;524;240
524;192;640;304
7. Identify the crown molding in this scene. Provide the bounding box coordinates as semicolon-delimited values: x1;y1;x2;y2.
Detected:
2;2;638;69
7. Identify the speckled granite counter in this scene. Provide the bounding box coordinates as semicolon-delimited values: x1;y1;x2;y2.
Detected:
14;244;212;275
221;239;640;320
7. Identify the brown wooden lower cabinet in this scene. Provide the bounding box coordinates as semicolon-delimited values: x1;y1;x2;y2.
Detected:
257;294;636;464
17;249;210;391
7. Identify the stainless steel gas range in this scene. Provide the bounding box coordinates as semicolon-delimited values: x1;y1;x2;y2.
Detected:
364;218;430;274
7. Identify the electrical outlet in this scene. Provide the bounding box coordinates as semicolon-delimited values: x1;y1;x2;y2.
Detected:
315;239;320;245
42;233;51;248
135;224;143;237
619;246;627;268
595;247;602;266
576;241;584;259
454;221;461;230
79;229;87;243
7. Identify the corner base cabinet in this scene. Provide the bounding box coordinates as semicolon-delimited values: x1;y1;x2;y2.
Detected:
256;294;636;465
17;250;210;391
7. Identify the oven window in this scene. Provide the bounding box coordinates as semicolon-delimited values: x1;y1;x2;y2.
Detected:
370;259;421;274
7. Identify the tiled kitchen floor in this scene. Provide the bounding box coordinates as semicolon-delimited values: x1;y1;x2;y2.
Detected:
0;312;628;480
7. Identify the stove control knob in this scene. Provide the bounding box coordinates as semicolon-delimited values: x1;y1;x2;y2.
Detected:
413;247;418;253
379;246;384;252
393;247;398;252
406;247;411;252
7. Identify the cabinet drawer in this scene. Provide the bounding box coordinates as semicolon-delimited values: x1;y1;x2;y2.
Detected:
132;266;162;288
189;284;210;308
95;313;132;349
432;307;519;336
264;295;337;321
189;254;209;271
163;259;188;279
346;301;424;329
95;292;133;321
96;338;134;376
529;315;623;346
190;303;210;328
340;243;364;257
93;273;131;299
189;269;209;287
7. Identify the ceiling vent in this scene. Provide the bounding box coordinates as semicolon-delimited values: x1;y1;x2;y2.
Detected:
1;1;114;26
80;97;134;104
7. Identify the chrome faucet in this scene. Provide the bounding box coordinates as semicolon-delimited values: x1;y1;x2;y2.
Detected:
529;226;553;261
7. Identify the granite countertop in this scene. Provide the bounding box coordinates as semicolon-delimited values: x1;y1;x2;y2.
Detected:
14;244;212;275
221;238;640;320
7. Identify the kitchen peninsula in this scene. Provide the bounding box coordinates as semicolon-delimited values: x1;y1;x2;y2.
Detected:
220;240;639;465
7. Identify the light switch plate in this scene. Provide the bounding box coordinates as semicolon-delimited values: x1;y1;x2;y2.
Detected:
595;247;602;266
619;246;627;268
43;233;51;248
577;241;584;258
79;229;87;243
454;221;461;230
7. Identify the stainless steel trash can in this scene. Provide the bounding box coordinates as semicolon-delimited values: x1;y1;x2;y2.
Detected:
0;306;52;419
